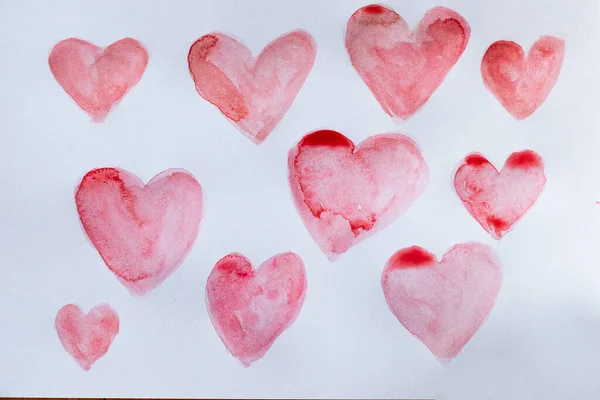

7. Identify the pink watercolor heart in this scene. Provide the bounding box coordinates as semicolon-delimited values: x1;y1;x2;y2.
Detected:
345;5;470;119
206;252;307;367
454;151;546;239
481;36;565;119
49;38;149;121
75;168;203;295
288;129;429;260
381;243;502;362
55;304;119;371
188;31;316;143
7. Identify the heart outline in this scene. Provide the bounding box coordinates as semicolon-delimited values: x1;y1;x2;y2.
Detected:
481;36;565;119
75;168;203;295
206;252;307;366
188;30;316;143
453;150;546;239
55;304;119;371
49;38;149;121
381;242;502;362
288;129;429;260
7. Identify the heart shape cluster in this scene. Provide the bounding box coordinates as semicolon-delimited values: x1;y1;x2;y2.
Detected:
49;6;564;132
51;3;558;370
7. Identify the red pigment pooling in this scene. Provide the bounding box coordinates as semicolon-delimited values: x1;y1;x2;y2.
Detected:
464;154;488;166
381;242;502;362
481;36;565;119
49;38;148;122
55;304;119;371
206;252;307;367
188;31;316;144
345;5;470;119
505;150;543;169
75;168;204;295
388;246;436;269
298;130;355;148
288;130;429;260
454;151;546;239
486;216;510;236
363;4;387;14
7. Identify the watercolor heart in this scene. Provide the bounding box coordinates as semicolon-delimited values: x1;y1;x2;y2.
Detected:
206;252;307;367
345;5;470;119
75;168;203;296
55;304;119;371
381;243;502;362
481;36;565;119
289;130;429;260
49;38;149;122
188;31;316;144
454;151;546;239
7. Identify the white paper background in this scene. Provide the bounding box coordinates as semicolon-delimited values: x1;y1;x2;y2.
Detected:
0;0;599;398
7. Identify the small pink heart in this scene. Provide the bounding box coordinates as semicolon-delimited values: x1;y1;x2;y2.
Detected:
381;243;502;362
454;151;546;239
288;130;429;260
188;31;316;143
481;36;565;119
206;252;307;367
75;168;203;295
345;5;470;119
55;304;119;371
49;38;149;121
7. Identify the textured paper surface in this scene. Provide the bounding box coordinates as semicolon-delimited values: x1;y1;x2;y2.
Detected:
0;0;599;398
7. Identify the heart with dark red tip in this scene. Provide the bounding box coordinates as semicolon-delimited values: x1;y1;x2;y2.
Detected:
288;129;429;260
381;243;502;362
453;150;546;239
345;4;470;119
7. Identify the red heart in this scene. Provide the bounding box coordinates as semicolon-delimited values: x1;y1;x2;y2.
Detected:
381;243;502;362
55;304;119;371
188;31;316;144
454;151;546;239
206;252;306;367
345;5;470;119
481;36;565;119
49;38;149;122
289;130;429;260
75;168;203;295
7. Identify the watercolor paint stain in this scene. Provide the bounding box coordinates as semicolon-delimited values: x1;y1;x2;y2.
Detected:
55;304;119;371
188;31;316;144
481;36;565;119
49;38;149;122
288;129;429;260
454;150;546;239
381;242;502;362
75;168;203;295
206;252;307;366
345;4;470;119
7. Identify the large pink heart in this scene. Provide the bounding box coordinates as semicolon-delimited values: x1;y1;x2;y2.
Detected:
381;243;502;362
206;252;306;367
49;38;149;122
188;31;316;144
481;36;565;119
75;168;203;295
454;151;546;239
55;304;120;371
288;130;429;260
345;5;470;119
